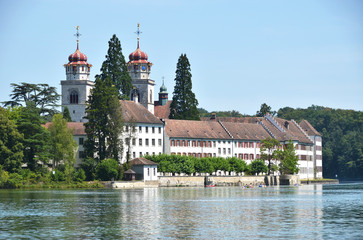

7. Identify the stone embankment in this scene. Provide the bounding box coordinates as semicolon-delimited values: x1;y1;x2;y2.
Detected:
110;175;301;188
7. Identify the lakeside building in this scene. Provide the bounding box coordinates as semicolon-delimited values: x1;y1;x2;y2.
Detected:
59;26;322;179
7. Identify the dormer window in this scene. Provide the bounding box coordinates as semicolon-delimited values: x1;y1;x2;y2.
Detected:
70;91;78;104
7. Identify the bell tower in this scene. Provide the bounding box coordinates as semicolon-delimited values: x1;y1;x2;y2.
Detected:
128;23;155;114
61;26;94;122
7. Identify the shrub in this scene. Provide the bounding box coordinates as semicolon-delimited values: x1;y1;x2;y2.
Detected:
249;159;268;175
96;158;119;181
73;169;86;182
51;169;65;182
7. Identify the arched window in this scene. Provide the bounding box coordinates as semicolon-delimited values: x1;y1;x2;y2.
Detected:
70;91;78;104
150;90;152;103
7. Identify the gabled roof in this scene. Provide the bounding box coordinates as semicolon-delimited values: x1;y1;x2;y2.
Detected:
201;116;261;123
299;120;321;136
130;158;158;165
120;100;163;125
165;119;231;139
260;116;313;144
154;100;172;119
44;122;86;135
221;122;271;140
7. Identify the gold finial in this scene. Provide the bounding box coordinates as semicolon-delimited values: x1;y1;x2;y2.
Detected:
137;23;140;28
76;25;79;30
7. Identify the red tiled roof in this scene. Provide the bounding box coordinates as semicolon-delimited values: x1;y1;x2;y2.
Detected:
221;122;271;140
201;116;261;123
130;158;158;165
154;100;172;119
44;122;86;135
120;100;163;124
165;119;231;139
299;120;321;136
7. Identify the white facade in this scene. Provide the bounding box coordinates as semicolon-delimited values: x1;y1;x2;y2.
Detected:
61;80;94;122
122;123;164;162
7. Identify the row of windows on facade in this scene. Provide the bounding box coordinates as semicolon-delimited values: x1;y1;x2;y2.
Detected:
299;166;322;174
125;138;162;147
170;140;261;148
170;152;259;160
136;126;162;134
79;151;162;159
67;66;90;73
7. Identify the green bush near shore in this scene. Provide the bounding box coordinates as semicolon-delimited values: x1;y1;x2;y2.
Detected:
0;165;103;189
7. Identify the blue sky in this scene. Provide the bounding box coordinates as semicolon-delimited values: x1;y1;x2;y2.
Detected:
0;0;362;115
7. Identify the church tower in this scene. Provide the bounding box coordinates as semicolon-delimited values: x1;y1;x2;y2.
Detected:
128;23;155;114
61;26;94;122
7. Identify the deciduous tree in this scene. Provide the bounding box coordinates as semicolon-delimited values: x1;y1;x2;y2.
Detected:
260;137;281;175
0;108;23;172
48;114;77;169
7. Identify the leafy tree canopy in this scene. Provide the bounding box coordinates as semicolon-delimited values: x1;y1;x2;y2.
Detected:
276;140;299;175
3;82;60;121
48;114;77;168
0;108;24;172
260;137;281;175
256;103;275;117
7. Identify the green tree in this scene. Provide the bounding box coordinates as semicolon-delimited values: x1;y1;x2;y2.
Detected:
250;159;268;175
17;102;50;171
0;108;24;172
169;54;200;120
48;114;77;169
62;106;72;122
96;158;119;181
256;103;272;117
228;157;247;173
277;105;363;179
3;83;60;120
260;137;281;175
98;34;132;99
85;77;124;162
276;140;300;175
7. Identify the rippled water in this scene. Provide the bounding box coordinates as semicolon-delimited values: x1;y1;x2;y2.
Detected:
0;183;362;239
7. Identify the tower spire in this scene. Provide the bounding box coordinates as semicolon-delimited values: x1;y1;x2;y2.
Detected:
74;25;81;50
135;23;142;49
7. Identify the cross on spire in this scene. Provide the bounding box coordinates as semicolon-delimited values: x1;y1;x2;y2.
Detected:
74;26;82;50
135;23;142;49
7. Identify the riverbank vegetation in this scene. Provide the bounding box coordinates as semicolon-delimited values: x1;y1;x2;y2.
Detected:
278;105;363;179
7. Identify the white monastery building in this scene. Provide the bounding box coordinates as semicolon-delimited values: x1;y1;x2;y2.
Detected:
59;25;323;180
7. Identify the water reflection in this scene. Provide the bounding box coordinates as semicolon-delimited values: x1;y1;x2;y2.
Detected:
0;184;362;239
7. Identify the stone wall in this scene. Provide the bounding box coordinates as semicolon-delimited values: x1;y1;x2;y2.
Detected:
158;176;266;187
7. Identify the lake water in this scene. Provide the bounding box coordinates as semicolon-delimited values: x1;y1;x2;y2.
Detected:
0;183;362;239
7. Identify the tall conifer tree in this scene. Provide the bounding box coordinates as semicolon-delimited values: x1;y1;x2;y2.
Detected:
17;102;50;170
98;34;132;99
84;77;124;162
169;54;200;120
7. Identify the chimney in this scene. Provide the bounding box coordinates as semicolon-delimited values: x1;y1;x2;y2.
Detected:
211;113;216;120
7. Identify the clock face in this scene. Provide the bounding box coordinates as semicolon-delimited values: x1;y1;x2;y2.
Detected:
142;65;146;71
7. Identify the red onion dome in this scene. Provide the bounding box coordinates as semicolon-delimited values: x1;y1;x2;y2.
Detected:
129;47;149;64
67;43;89;65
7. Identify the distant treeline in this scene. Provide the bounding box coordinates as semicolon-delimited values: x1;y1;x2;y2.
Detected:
277;105;363;180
